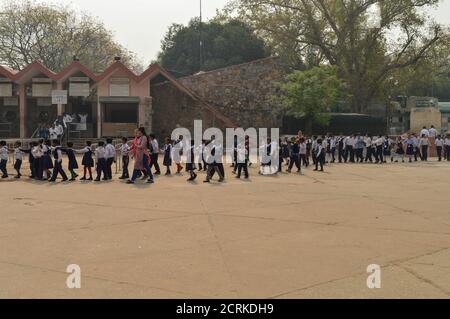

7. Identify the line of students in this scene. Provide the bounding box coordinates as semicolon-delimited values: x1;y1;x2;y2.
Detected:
1;132;449;181
0;138;117;182
279;133;450;172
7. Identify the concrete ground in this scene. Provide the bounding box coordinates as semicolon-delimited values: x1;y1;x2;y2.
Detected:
0;157;449;299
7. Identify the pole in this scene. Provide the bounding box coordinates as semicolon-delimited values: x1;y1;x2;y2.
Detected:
199;0;203;71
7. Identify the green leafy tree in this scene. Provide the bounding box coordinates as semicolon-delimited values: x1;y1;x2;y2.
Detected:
158;18;269;76
227;0;447;112
386;34;450;100
276;66;347;134
0;0;142;72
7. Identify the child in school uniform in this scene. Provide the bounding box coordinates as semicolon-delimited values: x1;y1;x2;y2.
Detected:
0;141;9;178
259;138;273;175
232;136;238;174
236;137;249;179
364;135;373;163
204;136;225;183
76;141;94;181
197;140;206;171
186;140;198;182
435;135;444;161
419;134;429;161
287;137;301;173
62;142;79;181
281;137;290;167
383;136;392;163
313;138;326;172
13;141;24;178
392;136;405;163
149;134;161;175
405;134;415;163
299;137;308;168
245;135;253;167
412;134;420;161
173;135;184;174
20;142;35;178
277;138;284;173
354;134;365;163
119;137;130;180
31;142;43;180
49;140;68;182
105;138;116;180
445;135;450;161
163;137;173;175
337;135;345;163
329;135;337;163
41;140;53;180
374;135;384;164
95;141;107;182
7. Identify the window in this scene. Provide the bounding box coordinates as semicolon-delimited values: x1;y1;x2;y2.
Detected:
103;103;138;123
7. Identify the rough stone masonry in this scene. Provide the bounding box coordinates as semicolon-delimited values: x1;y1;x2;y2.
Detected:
150;57;285;138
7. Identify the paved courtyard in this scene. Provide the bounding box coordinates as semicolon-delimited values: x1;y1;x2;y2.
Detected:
0;159;449;299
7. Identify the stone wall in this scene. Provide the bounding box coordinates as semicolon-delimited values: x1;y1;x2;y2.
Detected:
410;107;442;133
150;57;285;137
150;83;218;139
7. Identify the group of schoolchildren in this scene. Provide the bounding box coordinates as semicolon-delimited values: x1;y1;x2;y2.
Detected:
0;138;117;182
1;127;449;182
279;129;450;175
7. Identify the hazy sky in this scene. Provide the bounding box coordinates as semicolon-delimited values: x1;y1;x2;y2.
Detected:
34;0;450;64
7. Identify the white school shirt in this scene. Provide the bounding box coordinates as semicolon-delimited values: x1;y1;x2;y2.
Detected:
314;144;324;156
236;143;247;162
105;144;116;159
420;129;430;137
14;148;23;161
54;147;63;163
0;146;8;161
375;137;384;146
365;137;372;147
435;139;444;147
345;137;355;147
419;138;429;146
371;138;377;147
429;128;437;138
95;147;106;159
299;142;307;155
31;146;42;158
150;139;159;154
444;138;450;146
55;124;64;136
49;128;57;140
330;138;336;148
120;144;130;156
